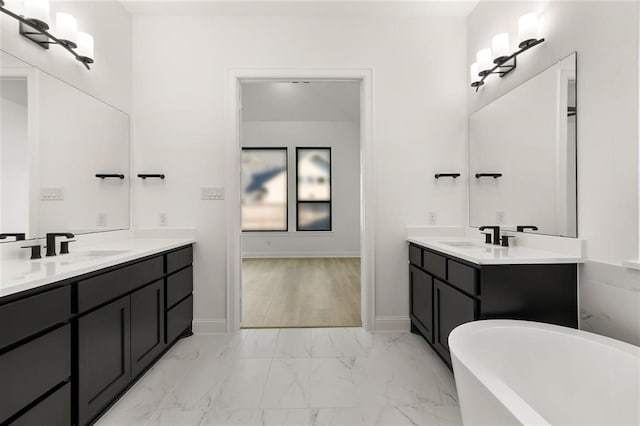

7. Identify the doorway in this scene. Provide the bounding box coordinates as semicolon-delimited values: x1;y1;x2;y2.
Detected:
239;80;361;328
225;69;375;332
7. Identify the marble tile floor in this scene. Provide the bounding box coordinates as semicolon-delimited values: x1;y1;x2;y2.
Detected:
96;328;463;426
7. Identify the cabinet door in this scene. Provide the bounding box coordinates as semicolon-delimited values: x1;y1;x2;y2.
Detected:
434;279;476;366
409;265;433;343
78;297;131;425
131;280;165;377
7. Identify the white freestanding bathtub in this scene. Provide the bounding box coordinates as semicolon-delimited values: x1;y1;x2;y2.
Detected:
449;320;640;426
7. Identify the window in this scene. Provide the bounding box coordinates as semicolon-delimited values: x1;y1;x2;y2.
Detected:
296;147;332;231
241;148;288;231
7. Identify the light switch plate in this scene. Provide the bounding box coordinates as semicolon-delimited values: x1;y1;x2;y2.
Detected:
201;187;224;200
428;211;437;225
41;187;64;201
98;213;107;227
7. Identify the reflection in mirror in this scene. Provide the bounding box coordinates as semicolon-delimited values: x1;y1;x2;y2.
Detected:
0;50;130;242
0;76;29;238
469;52;577;238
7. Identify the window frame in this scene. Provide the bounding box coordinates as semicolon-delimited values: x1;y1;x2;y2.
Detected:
295;147;332;232
241;147;289;232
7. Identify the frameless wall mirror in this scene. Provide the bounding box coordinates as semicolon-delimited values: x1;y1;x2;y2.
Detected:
0;50;130;243
469;52;577;238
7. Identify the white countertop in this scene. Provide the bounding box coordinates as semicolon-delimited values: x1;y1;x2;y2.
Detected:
0;237;195;298
408;236;585;265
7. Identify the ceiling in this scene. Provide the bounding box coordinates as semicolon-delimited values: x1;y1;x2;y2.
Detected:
119;0;479;17
241;81;360;123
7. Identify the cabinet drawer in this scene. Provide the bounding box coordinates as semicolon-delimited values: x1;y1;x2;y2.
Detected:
0;286;70;350
77;256;163;313
447;260;478;295
0;325;70;423
409;245;422;267
167;266;193;309
423;250;446;279
166;245;193;274
166;295;193;343
12;382;70;426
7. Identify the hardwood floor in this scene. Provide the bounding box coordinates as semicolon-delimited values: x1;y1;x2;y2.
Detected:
241;258;361;328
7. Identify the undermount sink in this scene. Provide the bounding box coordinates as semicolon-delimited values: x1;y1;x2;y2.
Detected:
58;250;131;263
440;241;478;248
84;250;130;257
439;241;505;250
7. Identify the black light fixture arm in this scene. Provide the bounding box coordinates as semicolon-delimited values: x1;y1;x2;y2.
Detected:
472;38;545;92
137;174;166;180
475;173;503;179
434;173;461;179
0;3;92;69
96;174;125;179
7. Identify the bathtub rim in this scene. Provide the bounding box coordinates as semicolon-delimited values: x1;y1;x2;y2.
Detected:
449;320;640;425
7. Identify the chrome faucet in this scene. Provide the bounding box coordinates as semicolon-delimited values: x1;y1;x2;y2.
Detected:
45;233;75;256
479;226;500;246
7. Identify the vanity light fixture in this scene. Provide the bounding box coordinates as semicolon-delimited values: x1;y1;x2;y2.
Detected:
0;0;94;69
470;12;544;91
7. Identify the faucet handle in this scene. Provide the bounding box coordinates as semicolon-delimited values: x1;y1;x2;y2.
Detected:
21;244;42;260
482;233;493;244
1;233;26;241
60;240;76;255
500;235;515;247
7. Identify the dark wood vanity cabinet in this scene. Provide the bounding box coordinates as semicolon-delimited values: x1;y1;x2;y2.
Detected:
409;265;434;343
131;279;166;376
408;242;577;368
433;279;476;365
78;297;132;425
0;244;194;426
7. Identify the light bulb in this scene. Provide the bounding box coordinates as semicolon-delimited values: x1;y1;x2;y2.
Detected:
24;0;49;28
55;12;78;48
518;13;539;48
470;62;480;82
492;33;510;63
76;32;94;61
476;48;493;75
470;62;485;88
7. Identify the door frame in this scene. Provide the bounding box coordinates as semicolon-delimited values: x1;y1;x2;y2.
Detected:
225;68;375;331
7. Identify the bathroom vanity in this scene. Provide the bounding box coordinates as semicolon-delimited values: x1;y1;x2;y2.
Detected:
408;235;581;368
0;239;194;426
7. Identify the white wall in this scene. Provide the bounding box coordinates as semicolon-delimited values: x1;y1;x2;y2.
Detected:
0;0;132;113
242;121;360;257
131;12;468;330
468;1;640;345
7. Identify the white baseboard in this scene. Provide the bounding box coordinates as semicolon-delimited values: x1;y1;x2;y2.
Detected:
374;316;411;332
242;251;360;258
193;319;228;334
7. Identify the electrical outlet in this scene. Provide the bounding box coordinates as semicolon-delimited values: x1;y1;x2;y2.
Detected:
159;213;168;227
496;211;505;224
41;187;64;201
201;187;224;200
98;213;107;227
428;211;437;225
